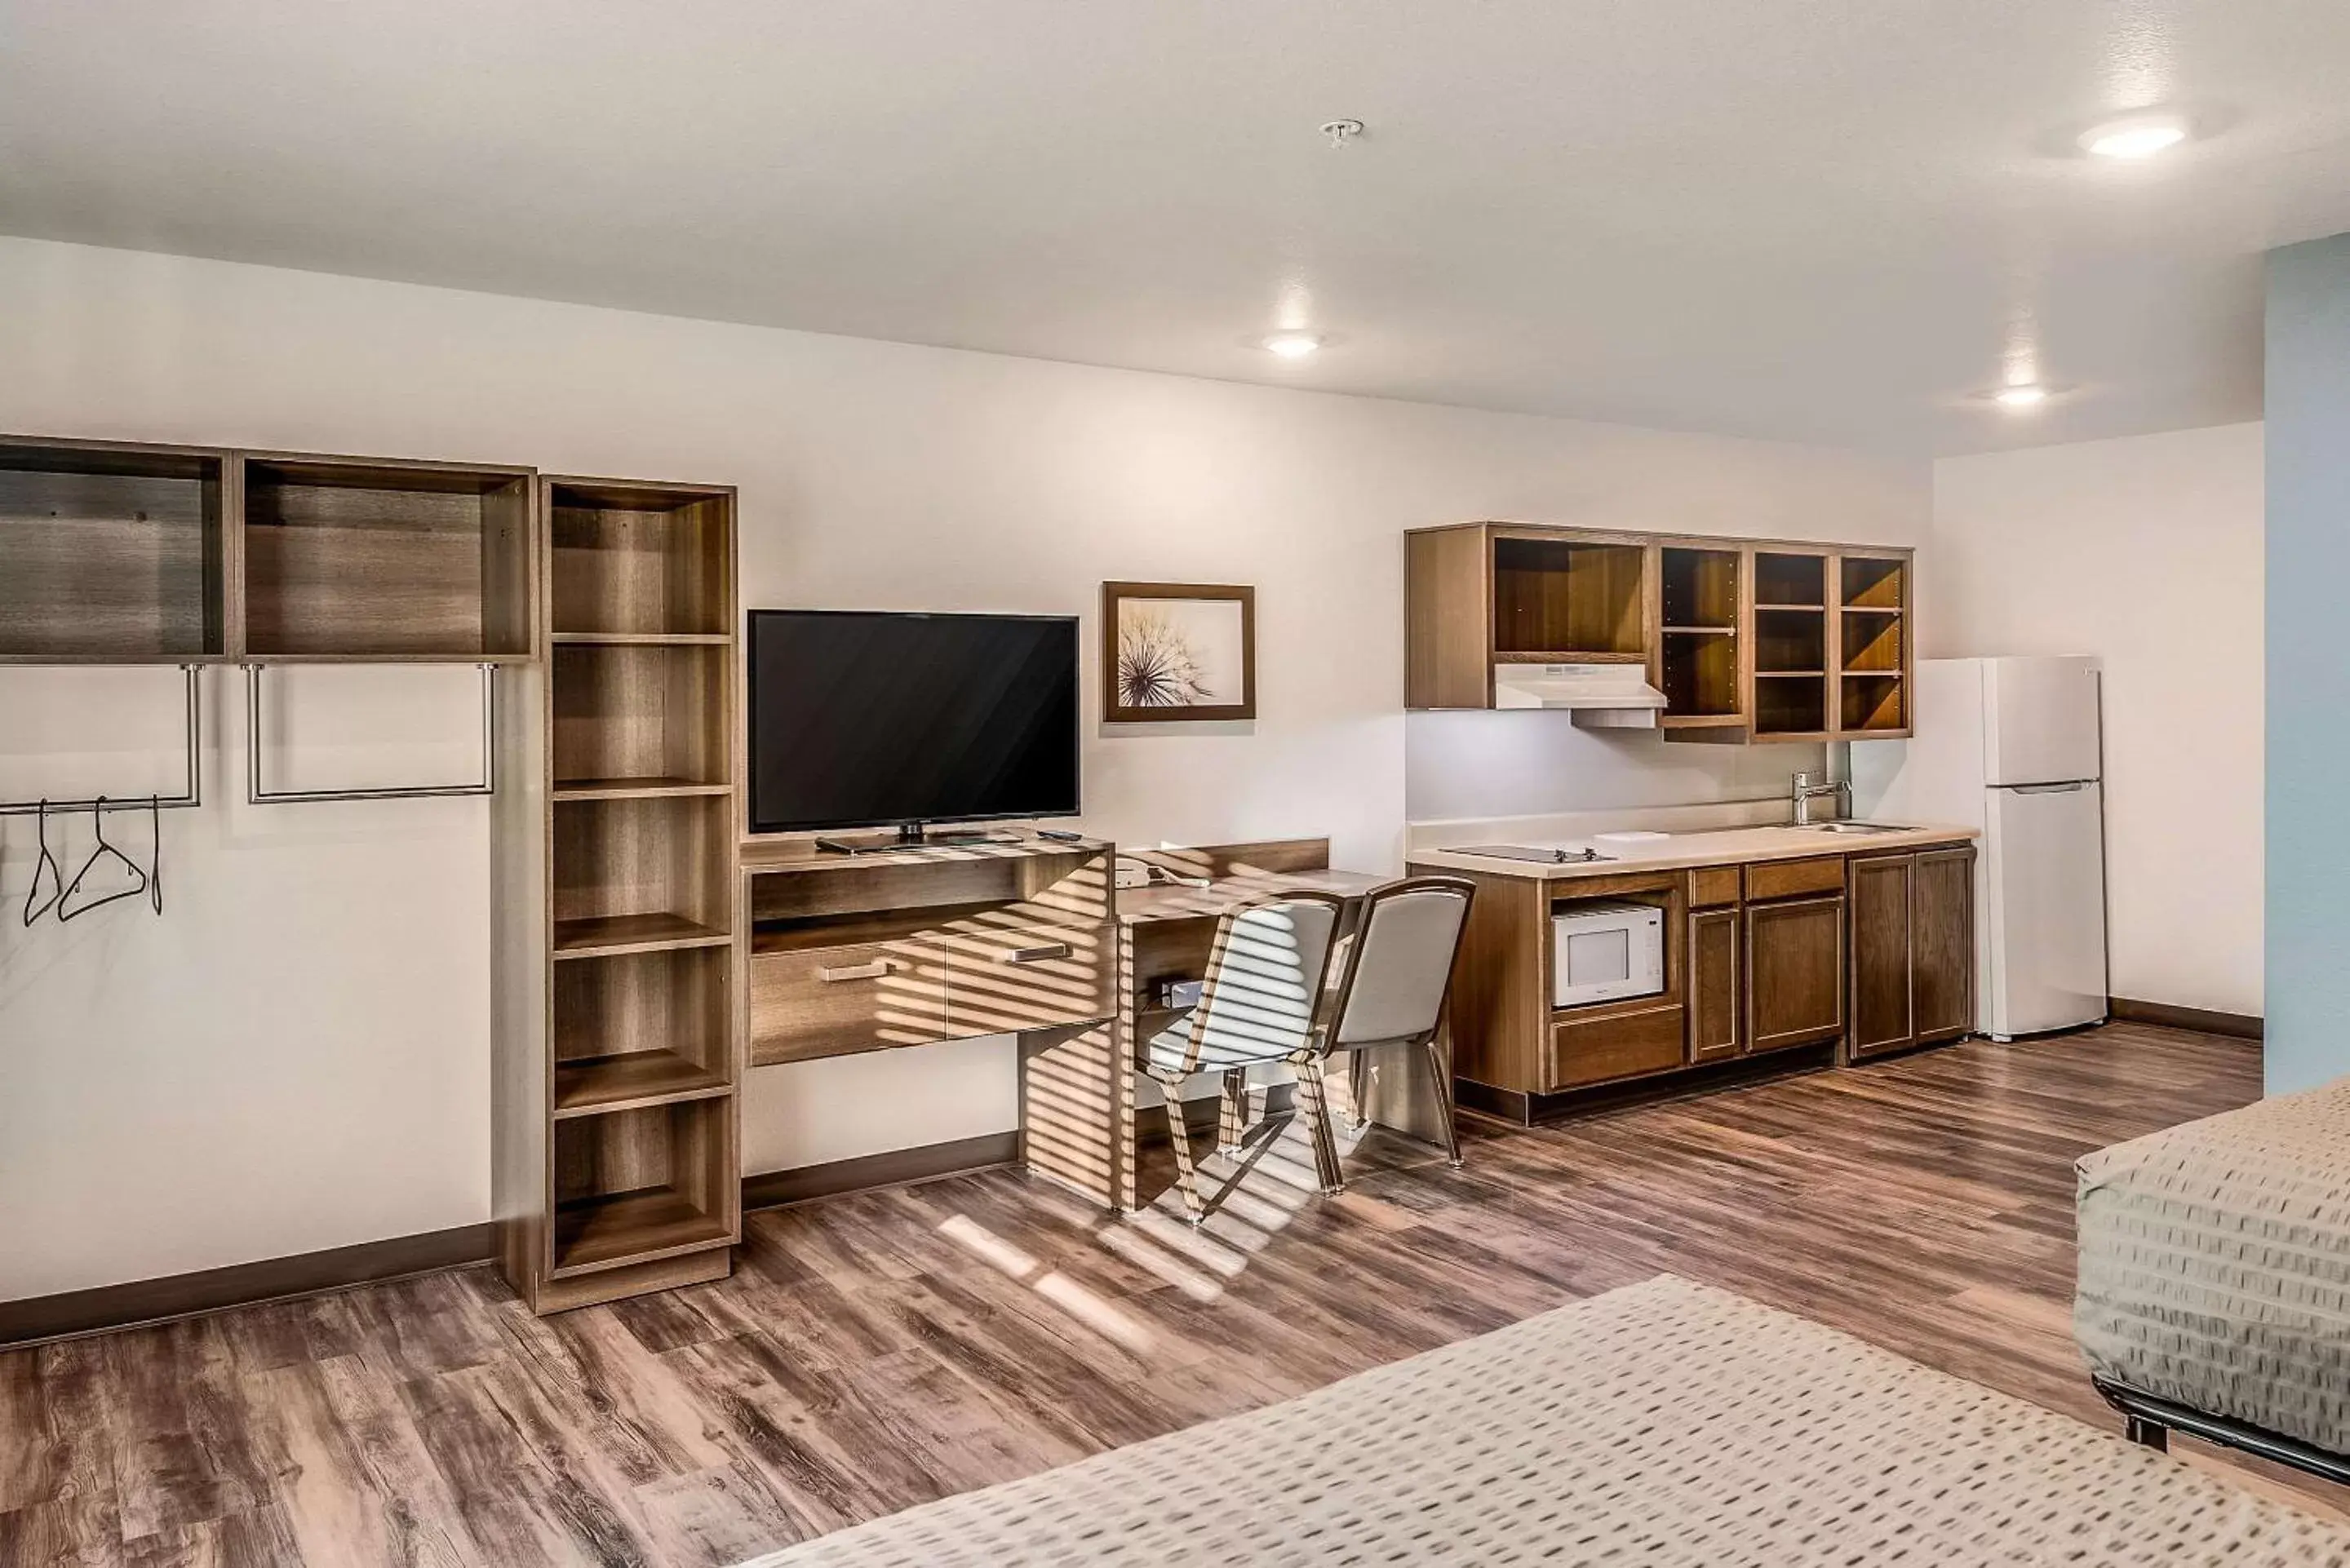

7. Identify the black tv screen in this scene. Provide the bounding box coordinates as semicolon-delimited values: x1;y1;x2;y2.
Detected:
747;610;1080;834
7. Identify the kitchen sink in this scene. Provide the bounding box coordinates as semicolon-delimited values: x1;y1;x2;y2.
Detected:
1788;821;1913;835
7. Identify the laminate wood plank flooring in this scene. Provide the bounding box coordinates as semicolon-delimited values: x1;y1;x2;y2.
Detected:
2;1024;2330;1566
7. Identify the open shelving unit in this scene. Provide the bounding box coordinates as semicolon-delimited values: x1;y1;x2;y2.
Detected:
0;437;231;663
1751;551;1831;739
1658;544;1742;731
241;454;534;661
1489;534;1647;661
1836;554;1909;734
495;476;743;1312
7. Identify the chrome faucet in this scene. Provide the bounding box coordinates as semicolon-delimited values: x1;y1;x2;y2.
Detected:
1791;770;1849;826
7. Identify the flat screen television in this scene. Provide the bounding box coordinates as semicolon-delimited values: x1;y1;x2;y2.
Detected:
747;609;1080;839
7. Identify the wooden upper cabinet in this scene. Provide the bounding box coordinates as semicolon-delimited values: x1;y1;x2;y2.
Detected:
1405;523;1913;741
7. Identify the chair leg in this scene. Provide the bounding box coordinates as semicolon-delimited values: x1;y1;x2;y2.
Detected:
1297;1067;1346;1196
1162;1091;1206;1227
1418;1034;1464;1169
1345;1048;1372;1132
1217;1069;1252;1154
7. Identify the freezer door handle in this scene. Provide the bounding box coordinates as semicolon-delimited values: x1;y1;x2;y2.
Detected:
2009;781;2090;794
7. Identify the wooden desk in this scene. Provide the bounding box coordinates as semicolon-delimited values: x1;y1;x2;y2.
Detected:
1020;842;1392;1213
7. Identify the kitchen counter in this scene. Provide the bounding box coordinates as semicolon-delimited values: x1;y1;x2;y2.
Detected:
1409;822;1979;882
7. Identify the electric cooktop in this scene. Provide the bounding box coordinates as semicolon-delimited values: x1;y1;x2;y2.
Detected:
1452;845;1616;865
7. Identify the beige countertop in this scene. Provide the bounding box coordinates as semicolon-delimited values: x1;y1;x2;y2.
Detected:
1407;822;1978;882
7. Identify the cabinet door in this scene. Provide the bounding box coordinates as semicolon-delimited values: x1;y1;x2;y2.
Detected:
1745;894;1845;1052
1687;906;1742;1062
1912;846;1976;1042
1847;853;1914;1059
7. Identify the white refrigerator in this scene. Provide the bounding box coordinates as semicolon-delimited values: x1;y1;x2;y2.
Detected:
1850;657;2108;1039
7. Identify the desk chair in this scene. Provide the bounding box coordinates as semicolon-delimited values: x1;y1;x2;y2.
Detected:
1313;876;1476;1190
1137;892;1346;1226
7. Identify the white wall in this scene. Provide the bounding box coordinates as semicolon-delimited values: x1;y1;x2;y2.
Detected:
0;237;1925;1299
1926;422;2264;1018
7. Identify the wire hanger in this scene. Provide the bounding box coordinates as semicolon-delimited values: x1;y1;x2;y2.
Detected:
57;795;151;923
21;798;64;927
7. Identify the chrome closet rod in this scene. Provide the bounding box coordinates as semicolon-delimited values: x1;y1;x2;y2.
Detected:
0;663;203;817
243;662;498;804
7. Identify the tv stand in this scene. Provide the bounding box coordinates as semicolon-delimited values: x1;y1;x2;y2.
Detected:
815;824;1026;855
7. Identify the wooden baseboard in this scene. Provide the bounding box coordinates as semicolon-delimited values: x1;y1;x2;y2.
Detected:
2109;997;2264;1040
741;1130;1022;1211
1457;1043;1839;1127
2;1127;1049;1349
0;1222;495;1350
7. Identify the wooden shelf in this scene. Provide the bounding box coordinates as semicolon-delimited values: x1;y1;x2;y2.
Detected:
552;1051;732;1118
1754;602;1825;611
0;438;228;661
553;776;734;802
548;483;732;640
552;910;731;959
1663;626;1736;636
551;631;730;646
242;455;534;660
552;640;729;790
1758;669;1827;678
550;1185;733;1277
1492;649;1649;664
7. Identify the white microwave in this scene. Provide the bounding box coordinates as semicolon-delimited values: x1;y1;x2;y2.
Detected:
1553;900;1665;1008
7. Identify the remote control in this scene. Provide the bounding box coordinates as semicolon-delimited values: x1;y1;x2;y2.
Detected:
1036;828;1084;842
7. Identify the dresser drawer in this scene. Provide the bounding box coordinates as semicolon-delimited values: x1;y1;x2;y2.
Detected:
749;939;950;1065
1548;1003;1686;1091
1687;866;1743;909
1744;855;1847;901
943;923;1115;1035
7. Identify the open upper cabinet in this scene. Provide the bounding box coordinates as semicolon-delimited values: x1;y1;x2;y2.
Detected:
242;454;536;661
0;436;231;663
1405;522;1913;742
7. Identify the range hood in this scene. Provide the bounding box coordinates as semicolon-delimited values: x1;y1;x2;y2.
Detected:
1492;662;1669;728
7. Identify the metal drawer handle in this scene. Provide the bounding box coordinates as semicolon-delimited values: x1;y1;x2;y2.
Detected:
1000;941;1073;964
818;959;894;983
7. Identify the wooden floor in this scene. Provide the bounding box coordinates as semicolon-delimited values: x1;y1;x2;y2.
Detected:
0;1023;2325;1566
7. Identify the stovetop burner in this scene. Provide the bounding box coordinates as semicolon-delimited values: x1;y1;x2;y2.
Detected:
1455;845;1617;865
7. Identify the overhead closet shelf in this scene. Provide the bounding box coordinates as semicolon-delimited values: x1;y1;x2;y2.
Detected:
552;1051;733;1118
552;911;733;959
0;436;230;662
240;454;535;662
236;651;538;665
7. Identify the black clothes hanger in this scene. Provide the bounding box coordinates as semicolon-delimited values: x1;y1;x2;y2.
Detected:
145;795;162;915
21;798;64;927
58;796;150;923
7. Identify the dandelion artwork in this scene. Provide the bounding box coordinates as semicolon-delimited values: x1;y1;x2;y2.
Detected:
1101;582;1256;722
1117;608;1213;708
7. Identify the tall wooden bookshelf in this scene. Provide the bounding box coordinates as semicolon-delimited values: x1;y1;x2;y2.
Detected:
494;476;743;1313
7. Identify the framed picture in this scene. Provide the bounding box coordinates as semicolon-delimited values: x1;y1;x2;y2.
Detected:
1102;582;1256;723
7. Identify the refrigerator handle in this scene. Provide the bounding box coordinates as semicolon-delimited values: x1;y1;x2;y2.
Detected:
2007;781;2091;795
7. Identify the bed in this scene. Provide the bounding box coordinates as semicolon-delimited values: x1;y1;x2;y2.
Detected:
2076;1075;2350;1482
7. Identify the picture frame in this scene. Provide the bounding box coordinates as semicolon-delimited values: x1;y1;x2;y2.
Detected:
1101;581;1257;723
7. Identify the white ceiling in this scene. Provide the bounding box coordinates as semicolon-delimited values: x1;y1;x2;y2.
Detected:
7;1;2350;454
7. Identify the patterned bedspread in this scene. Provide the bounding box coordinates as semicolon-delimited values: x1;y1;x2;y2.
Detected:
749;1273;2350;1567
2077;1076;2350;1456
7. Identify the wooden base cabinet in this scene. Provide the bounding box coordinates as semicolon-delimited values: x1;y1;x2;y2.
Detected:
1687;906;1742;1062
1745;893;1846;1052
1847;845;1975;1060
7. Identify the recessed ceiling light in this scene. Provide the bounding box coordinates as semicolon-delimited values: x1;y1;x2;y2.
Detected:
1985;383;2050;408
2079;113;2191;159
1261;332;1323;360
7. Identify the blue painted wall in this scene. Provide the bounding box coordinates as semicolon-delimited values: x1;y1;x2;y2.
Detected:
2266;233;2350;1095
